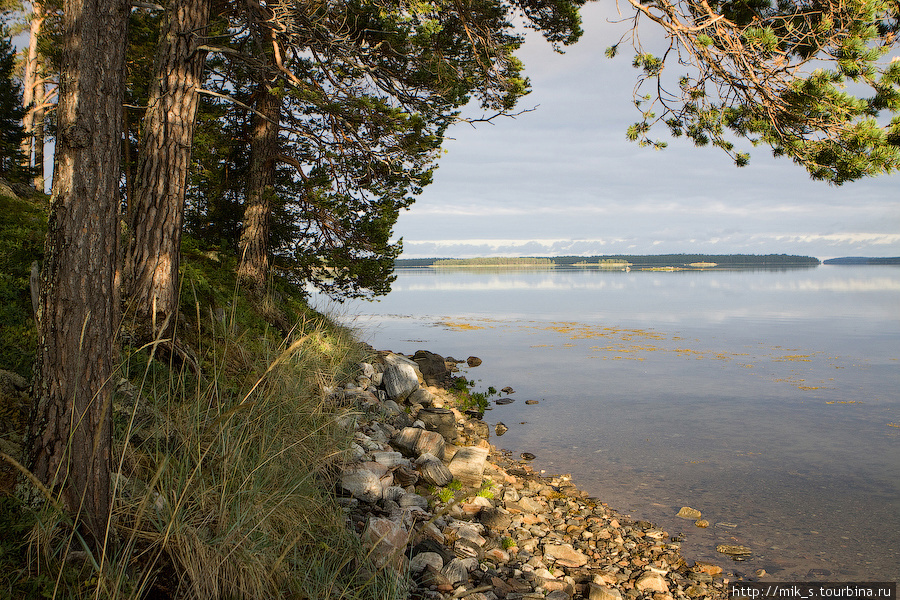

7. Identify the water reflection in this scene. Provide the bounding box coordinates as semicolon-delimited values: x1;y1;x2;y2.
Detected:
314;265;900;581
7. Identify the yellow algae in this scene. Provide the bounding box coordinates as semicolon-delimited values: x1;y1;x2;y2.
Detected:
825;400;861;404
441;320;489;330
888;423;899;428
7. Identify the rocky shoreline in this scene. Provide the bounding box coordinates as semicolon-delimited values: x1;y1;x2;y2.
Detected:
329;349;732;600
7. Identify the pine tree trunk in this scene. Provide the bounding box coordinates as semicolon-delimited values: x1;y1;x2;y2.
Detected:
237;84;280;289
33;75;45;191
20;2;43;174
30;0;128;546
127;0;210;331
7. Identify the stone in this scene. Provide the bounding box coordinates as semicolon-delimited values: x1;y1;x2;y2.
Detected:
362;517;408;570
635;572;669;593
508;496;543;513
339;464;384;502
480;506;514;530
695;519;709;528
716;544;752;557
441;557;469;586
393;427;446;460
371;451;409;468
408;388;435;407
463;419;490;441
466;356;482;367
525;399;540;405
382;362;419;402
544;543;589;568
448;446;489;488
409;551;443;574
416;407;458;442
399;492;429;510
590;583;624;600
417;453;453;487
676;506;702;519
412;350;452;386
495;422;509;436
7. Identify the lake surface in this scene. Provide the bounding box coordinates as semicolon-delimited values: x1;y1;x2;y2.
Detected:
312;265;900;581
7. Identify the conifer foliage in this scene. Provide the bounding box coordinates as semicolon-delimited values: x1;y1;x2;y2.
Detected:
0;24;29;182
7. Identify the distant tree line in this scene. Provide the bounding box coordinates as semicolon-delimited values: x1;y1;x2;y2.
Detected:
823;257;900;265
432;257;554;266
397;254;821;268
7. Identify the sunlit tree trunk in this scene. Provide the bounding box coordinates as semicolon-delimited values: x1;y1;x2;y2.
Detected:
30;0;129;546
20;1;44;180
127;0;210;332
237;83;280;289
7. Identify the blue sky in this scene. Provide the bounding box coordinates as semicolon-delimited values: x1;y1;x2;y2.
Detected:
392;2;900;260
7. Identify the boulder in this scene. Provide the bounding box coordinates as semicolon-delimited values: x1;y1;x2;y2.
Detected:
382;362;419;402
466;356;482;367
407;388;435;407
635;571;669;593
393;427;446;460
448;446;489;488
339;464;384;503
412;350;452;386
416;453;453;487
362;516;409;571
416;407;457;442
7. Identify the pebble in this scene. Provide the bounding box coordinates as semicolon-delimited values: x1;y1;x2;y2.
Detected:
336;352;730;600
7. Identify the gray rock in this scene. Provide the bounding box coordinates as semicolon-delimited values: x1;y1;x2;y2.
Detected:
480;506;513;530
393;427;446;460
339;464;384;503
412;350;452;386
416;407;458;442
408;388;435;407
441;557;470;586
382;362;419;402
417;453;453;487
362;516;409;570
448;446;489;488
409;551;443;574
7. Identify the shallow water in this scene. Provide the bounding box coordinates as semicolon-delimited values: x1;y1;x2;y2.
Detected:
313;265;900;581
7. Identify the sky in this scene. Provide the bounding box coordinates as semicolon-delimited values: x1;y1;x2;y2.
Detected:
391;2;900;260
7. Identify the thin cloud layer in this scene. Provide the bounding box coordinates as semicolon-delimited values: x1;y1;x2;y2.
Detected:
393;3;899;260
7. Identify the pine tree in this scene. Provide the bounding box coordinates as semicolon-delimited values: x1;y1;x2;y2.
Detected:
0;24;30;182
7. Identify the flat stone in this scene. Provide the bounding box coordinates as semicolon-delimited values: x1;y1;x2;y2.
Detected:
544;543;589;568
448;446;489;487
676;506;702;519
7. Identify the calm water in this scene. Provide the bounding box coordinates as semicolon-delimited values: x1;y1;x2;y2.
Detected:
313;266;900;581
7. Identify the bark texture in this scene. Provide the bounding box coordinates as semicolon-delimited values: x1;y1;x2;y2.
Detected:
237;84;281;289
30;0;129;545
20;1;45;188
127;0;210;330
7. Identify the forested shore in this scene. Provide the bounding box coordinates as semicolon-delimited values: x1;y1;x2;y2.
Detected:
397;254;822;269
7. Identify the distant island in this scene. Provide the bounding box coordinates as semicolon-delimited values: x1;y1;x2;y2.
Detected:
823;257;900;265
397;254;821;269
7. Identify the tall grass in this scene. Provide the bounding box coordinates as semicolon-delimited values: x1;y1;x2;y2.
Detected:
2;271;406;599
